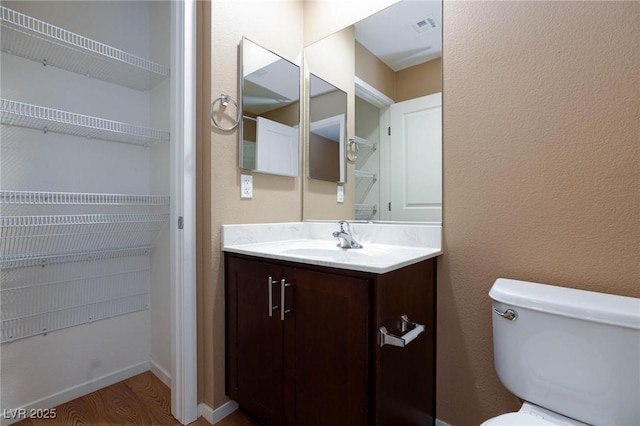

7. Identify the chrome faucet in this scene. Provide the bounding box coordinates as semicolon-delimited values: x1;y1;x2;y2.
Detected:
332;220;362;249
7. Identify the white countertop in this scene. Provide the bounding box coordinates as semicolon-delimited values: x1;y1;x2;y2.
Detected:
221;222;442;274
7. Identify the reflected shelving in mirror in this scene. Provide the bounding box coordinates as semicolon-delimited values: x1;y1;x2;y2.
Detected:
240;37;300;177
348;136;377;167
355;203;378;221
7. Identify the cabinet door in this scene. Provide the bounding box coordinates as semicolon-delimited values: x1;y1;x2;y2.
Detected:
375;259;436;425
226;255;286;425
285;267;370;426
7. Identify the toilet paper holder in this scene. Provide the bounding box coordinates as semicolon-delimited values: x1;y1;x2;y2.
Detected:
379;315;425;348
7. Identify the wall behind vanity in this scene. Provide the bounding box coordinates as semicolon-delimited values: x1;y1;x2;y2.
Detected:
199;0;406;412
198;0;304;411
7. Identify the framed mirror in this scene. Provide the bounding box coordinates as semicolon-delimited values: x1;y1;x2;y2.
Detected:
240;37;301;177
303;0;442;223
308;74;347;183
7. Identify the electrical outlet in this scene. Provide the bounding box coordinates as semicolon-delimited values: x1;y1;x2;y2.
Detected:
241;174;253;199
337;185;344;203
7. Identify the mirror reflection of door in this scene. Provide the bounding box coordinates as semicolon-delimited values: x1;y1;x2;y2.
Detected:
308;74;347;183
389;93;442;222
355;90;442;222
240;37;301;177
352;0;442;222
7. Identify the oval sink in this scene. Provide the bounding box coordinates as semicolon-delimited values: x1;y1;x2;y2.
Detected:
280;247;343;258
279;246;388;259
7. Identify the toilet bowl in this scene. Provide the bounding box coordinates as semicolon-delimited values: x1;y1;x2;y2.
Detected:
483;278;640;426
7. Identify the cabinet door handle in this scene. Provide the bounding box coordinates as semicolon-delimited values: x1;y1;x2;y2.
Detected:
280;279;292;321
379;315;424;347
268;277;279;317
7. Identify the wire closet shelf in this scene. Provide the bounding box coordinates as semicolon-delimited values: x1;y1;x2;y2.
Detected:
0;99;170;146
0;192;169;342
0;6;172;343
0;213;170;266
0;190;170;206
0;6;170;91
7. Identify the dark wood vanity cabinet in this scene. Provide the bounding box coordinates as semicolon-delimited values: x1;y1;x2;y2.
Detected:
225;253;436;426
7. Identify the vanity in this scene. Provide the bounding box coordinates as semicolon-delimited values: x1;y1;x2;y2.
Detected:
223;222;441;425
223;0;443;422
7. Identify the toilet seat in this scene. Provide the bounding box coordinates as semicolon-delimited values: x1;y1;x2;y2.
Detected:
480;402;590;426
480;412;557;426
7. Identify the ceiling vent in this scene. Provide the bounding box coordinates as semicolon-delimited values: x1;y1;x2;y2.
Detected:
412;15;438;35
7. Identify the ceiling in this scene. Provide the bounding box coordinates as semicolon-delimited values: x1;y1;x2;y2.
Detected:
355;0;442;72
244;58;300;115
243;0;442;113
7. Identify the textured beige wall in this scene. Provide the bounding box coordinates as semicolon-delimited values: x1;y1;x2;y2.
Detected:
205;0;304;410
196;0;211;405
355;41;396;100
395;57;442;102
439;2;640;424
355;43;442;103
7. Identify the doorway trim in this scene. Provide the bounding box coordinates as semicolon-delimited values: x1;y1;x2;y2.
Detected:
355;76;394;108
354;77;393;220
170;0;198;424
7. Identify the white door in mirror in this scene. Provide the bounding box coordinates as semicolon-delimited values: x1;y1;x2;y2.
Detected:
241;174;253;199
256;117;299;177
389;93;442;222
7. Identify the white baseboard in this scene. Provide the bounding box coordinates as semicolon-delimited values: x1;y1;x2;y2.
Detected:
148;359;171;388
195;402;448;426
198;400;239;425
1;361;149;426
197;403;215;425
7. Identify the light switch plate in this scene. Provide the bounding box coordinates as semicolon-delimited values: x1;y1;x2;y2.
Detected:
337;185;344;203
241;174;253;198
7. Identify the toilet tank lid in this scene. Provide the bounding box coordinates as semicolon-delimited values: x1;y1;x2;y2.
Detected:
490;278;640;330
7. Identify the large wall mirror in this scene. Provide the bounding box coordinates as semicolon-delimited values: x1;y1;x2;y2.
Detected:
240;37;301;177
304;0;442;223
308;74;347;183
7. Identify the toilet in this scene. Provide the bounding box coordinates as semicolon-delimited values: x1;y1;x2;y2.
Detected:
482;278;640;426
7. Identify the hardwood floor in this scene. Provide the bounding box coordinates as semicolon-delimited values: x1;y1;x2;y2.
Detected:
14;371;256;426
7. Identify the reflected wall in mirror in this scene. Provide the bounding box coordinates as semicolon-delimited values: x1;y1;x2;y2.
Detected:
240;37;301;177
304;0;442;223
308;74;347;183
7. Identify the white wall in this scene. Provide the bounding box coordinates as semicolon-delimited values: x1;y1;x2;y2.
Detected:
0;1;171;416
0;314;150;425
148;1;173;386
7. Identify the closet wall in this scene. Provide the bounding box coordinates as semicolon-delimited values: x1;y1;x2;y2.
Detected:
0;1;171;414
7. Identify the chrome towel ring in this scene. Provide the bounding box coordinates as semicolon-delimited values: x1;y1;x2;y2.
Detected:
347;138;359;162
210;94;240;131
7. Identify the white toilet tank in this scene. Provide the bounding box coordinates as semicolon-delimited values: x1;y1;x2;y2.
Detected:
489;279;640;426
